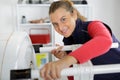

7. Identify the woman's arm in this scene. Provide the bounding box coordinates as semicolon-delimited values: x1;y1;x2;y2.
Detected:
69;21;112;63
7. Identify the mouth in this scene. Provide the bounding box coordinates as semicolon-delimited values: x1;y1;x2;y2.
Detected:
62;28;68;36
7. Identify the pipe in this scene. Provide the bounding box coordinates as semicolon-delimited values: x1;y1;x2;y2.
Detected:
61;64;120;76
39;44;81;53
39;43;119;53
11;43;119;79
30;64;120;79
92;64;120;74
34;43;119;79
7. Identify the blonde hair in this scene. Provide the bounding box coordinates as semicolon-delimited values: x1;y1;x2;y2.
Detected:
49;0;87;21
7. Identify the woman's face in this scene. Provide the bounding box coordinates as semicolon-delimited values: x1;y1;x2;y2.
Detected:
50;8;77;38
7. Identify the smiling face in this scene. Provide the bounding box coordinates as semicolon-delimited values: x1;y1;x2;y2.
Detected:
50;8;77;38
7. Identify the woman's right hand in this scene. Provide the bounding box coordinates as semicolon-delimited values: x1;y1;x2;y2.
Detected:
51;45;67;59
40;55;77;80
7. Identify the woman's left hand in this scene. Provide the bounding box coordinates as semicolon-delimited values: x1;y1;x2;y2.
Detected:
40;56;77;80
51;45;67;59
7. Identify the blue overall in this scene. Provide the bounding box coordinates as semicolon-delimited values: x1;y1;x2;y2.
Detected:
63;19;120;80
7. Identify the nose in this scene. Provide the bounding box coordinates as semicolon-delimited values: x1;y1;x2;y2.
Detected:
58;23;64;31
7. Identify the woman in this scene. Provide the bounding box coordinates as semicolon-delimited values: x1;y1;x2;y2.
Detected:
40;0;120;80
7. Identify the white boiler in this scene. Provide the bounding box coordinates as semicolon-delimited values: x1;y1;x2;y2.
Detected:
0;31;36;80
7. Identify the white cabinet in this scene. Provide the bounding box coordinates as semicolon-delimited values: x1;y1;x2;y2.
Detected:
16;4;54;46
16;4;54;70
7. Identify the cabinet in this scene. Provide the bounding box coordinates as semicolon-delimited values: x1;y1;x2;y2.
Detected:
16;3;54;69
16;4;54;46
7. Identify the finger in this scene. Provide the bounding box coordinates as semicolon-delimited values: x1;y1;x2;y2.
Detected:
55;44;63;51
51;48;57;54
55;44;60;46
54;51;62;57
44;65;53;80
54;52;62;57
53;51;64;59
45;73;53;80
56;66;61;79
40;67;45;78
56;46;63;53
51;46;62;55
50;65;57;79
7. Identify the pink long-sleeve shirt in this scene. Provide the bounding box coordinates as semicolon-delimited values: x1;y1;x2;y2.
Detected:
69;21;112;64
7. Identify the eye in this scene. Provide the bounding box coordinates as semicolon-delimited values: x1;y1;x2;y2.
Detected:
61;17;66;23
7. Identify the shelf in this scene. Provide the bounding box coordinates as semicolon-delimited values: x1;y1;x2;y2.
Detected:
33;42;53;46
19;23;52;26
17;4;89;7
17;4;50;7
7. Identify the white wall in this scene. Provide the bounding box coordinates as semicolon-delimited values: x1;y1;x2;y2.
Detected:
0;0;120;40
114;0;120;40
87;0;120;40
0;0;14;33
